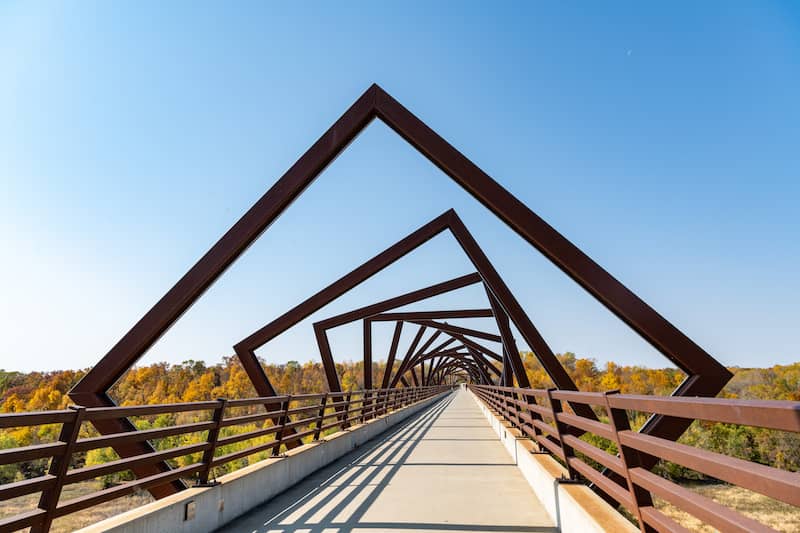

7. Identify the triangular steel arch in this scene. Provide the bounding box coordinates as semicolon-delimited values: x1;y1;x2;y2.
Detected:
69;84;732;499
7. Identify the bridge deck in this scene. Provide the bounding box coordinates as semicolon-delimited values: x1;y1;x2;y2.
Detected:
219;389;555;533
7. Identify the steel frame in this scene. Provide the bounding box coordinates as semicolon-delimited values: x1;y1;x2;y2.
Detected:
69;84;731;499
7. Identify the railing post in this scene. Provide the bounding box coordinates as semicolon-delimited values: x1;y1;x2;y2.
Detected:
271;395;291;457
381;389;390;415
33;405;85;533
314;394;328;441
524;391;544;440
603;391;653;532
374;389;383;416
545;388;578;480
504;389;517;427
198;398;227;485
360;390;370;423
342;391;352;428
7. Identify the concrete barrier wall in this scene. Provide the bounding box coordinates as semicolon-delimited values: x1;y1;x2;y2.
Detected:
468;390;638;533
78;392;451;533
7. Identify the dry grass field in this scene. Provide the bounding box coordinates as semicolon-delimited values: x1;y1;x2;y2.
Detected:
0;481;153;532
656;484;800;532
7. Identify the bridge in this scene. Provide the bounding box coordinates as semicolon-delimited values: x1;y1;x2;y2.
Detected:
0;84;797;532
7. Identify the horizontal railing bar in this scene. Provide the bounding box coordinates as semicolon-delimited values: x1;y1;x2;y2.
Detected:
534;434;564;460
630;467;777;533
282;418;318;431
72;420;215;452
65;442;210;485
549;390;606;404
319;421;346;432
0;474;56;500
567;457;635;510
211;440;277;467
0;508;47;532
562;434;626;477
532;419;558;437
556;412;615;440
219;412;279;428
85;401;220;420
0;410;75;429
277;427;317;445
216;426;280;448
224;396;289;408
54;463;204;518
288;393;327;400
0;441;66;465
639;505;694;533
619;430;800;507
607;395;800;432
286;405;323;416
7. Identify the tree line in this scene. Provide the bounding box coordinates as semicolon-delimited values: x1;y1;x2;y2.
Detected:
0;354;797;485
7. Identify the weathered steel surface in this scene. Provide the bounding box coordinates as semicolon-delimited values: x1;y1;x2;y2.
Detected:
67;84;731;499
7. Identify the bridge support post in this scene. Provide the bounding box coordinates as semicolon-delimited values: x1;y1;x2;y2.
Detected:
33;406;85;533
603;391;655;533
313;394;328;441
197;398;227;486
271;396;291;457
546;388;578;481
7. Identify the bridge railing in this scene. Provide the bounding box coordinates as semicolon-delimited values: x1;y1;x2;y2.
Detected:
469;384;800;533
0;385;450;533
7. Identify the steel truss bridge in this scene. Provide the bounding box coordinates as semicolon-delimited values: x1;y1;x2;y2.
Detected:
1;85;797;533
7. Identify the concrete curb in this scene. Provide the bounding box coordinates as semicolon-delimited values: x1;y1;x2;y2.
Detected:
467;389;638;533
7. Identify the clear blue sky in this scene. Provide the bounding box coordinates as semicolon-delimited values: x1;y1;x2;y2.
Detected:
1;2;798;373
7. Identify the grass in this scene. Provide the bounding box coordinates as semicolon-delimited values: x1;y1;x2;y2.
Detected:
0;481;153;533
655;483;800;532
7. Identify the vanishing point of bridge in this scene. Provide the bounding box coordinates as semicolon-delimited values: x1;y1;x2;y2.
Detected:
1;84;797;532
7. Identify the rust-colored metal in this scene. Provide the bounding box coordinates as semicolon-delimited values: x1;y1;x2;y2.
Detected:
311;273;482;392
370;309;494;321
0;386;451;532
68;83;731;498
381;321;405;389
470;385;800;532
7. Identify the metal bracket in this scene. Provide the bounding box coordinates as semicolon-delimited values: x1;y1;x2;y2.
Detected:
556;475;584;485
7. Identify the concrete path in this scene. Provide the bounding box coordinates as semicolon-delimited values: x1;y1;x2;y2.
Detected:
218;389;556;533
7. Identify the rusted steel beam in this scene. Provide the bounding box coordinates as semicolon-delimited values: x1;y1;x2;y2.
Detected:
363;319;373;389
392;329;442;387
380;321;404;389
69;84;730;498
376;86;730;389
369;310;511;387
408;319;501;342
407;346;491;385
392;325;426;388
485;290;530;388
409;365;420;387
371;309;493;321
436;357;485;383
312;274;480;391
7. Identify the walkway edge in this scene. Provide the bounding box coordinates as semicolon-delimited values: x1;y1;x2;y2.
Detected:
467;388;638;533
76;392;451;533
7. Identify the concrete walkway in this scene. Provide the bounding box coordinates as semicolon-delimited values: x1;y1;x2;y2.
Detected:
218;388;555;533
